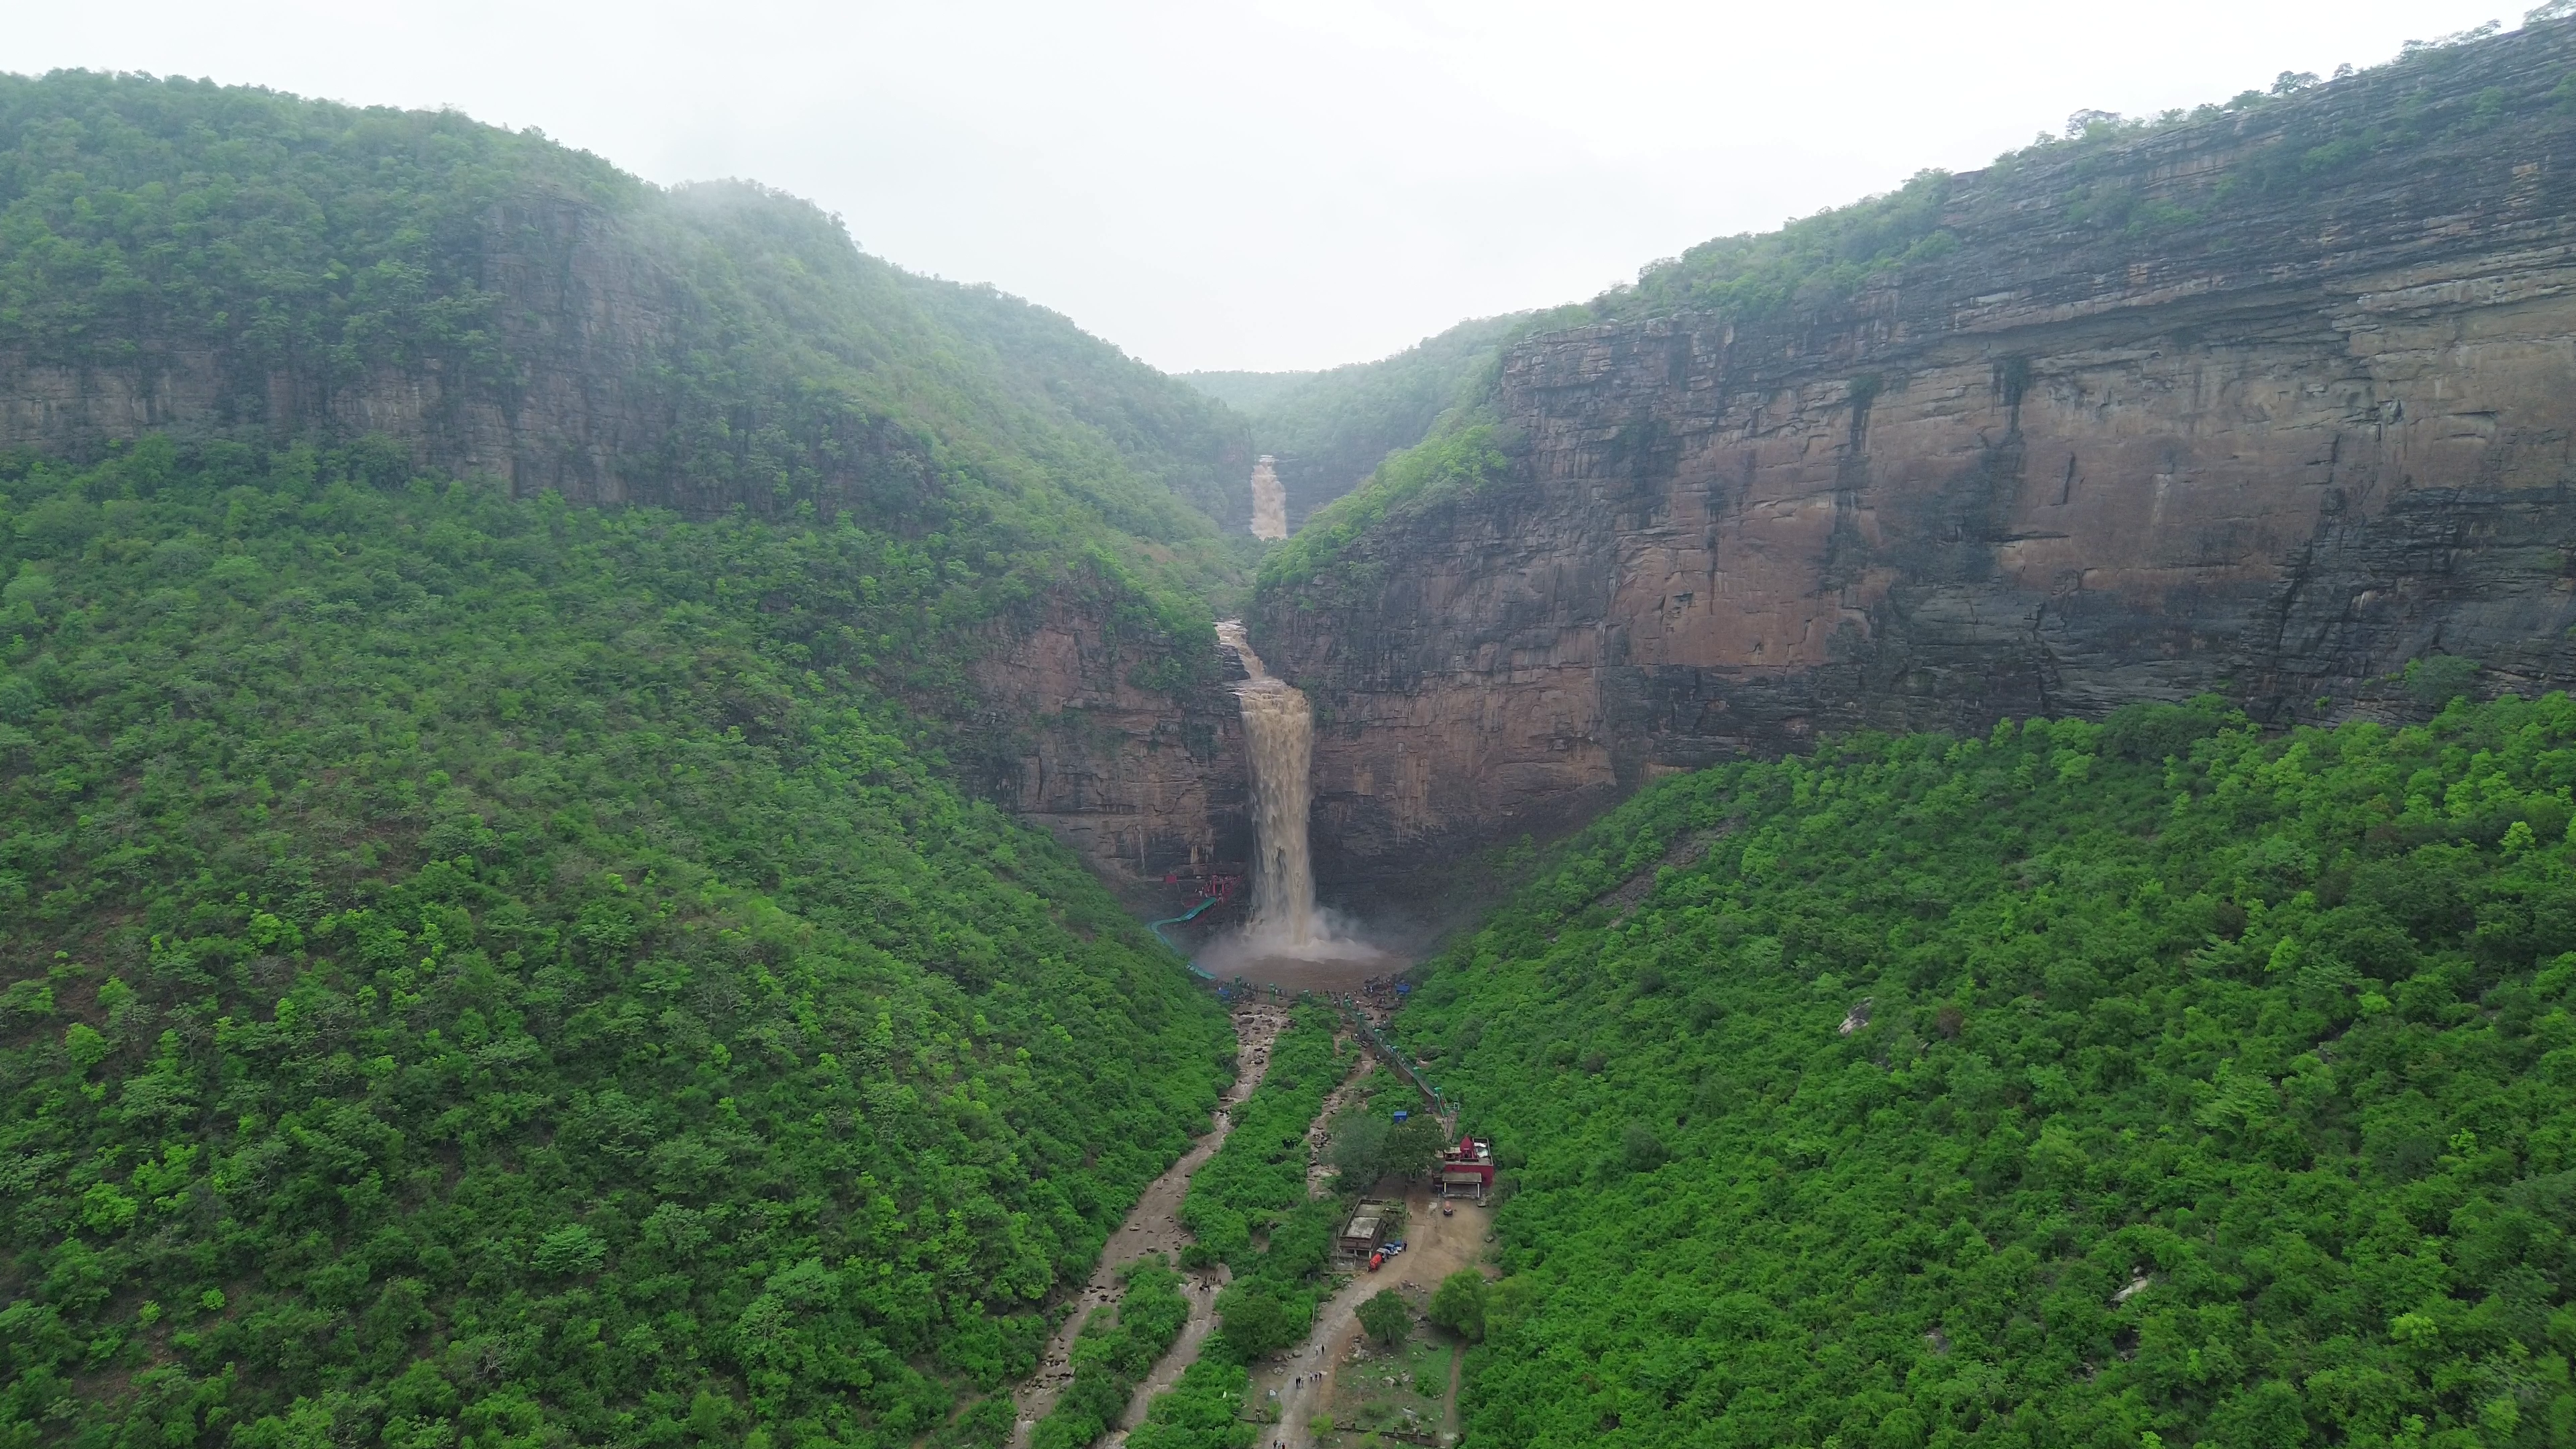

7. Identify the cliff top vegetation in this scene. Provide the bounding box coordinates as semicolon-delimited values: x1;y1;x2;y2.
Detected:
1250;11;2576;603
1593;9;2576;327
0;69;1257;628
1183;313;1539;515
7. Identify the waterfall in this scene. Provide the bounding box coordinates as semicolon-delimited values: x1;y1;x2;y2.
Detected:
1248;456;1287;542
1216;619;1318;946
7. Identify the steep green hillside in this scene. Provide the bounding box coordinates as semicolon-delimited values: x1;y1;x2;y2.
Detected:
0;70;1252;607
0;440;1232;1448
900;278;1256;539
1182;314;1535;531
1399;698;2576;1448
1254;422;1509;597
1172;372;1315;417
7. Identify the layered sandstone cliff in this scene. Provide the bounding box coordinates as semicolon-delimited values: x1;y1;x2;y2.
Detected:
1255;20;2576;893
965;600;1252;906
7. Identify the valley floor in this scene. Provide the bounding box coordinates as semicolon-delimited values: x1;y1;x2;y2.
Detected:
1013;1006;1293;1445
1255;1183;1491;1449
1015;977;1488;1449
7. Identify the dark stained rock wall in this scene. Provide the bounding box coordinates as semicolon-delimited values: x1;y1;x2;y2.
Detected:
964;598;1254;910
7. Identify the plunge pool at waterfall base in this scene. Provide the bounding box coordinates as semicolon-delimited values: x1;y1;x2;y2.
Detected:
1201;618;1419;1000
1189;918;1409;1000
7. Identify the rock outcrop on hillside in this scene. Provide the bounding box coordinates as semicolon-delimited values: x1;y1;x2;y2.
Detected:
1254;20;2576;894
0;176;1254;531
3;191;685;508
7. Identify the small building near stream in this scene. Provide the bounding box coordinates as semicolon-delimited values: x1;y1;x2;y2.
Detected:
1337;1202;1396;1264
1437;1135;1495;1202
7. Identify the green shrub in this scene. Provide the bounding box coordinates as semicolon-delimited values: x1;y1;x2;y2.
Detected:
1030;1257;1191;1449
1123;1359;1252;1449
1214;1287;1299;1361
1426;1272;1488;1342
1357;1289;1411;1346
2405;652;2483;708
1177;1008;1345;1264
2100;694;2235;762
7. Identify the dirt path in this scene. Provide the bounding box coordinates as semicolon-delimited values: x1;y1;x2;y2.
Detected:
1441;1342;1464;1443
1259;1179;1495;1447
1012;1006;1291;1448
1100;1034;1371;1446
1099;1271;1220;1445
1301;1054;1377;1198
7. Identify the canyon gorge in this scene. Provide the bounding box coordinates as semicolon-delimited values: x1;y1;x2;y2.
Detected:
17;27;2576;912
18;25;2576;1449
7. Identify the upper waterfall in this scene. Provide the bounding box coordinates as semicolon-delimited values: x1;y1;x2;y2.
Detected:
1248;457;1287;542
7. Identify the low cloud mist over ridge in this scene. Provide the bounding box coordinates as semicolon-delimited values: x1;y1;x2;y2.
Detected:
3;0;2520;372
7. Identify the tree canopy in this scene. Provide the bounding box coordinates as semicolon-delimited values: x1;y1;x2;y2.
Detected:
1399;696;2576;1448
0;440;1232;1448
1358;1291;1411;1348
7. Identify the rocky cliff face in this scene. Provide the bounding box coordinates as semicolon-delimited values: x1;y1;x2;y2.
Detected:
1256;20;2576;895
0;193;760;509
964;601;1252;908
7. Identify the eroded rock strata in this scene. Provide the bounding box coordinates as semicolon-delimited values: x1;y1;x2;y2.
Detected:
965;602;1252;906
1255;21;2576;892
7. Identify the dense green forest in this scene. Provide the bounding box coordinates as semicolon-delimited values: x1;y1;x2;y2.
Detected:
0;439;1234;1448
0;70;1256;607
1396;696;2576;1448
18;26;2576;1449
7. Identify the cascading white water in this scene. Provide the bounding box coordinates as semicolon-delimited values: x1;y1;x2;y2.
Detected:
1248;456;1287;542
1216;619;1318;946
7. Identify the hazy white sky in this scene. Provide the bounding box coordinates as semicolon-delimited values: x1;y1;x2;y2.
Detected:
4;1;2520;373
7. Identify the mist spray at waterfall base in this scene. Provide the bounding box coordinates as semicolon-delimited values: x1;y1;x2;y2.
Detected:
1204;621;1393;986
